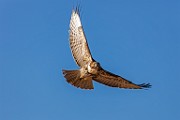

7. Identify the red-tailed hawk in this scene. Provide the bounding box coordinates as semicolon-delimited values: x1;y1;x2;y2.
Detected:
62;7;151;90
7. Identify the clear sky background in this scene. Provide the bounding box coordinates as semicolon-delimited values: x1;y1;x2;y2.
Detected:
0;0;180;120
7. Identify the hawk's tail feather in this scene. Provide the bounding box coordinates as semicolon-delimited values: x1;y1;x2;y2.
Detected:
62;69;94;90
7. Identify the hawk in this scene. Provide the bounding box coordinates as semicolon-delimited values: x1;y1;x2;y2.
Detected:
62;7;151;90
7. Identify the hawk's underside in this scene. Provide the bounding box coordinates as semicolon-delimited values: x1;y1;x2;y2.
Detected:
62;7;151;90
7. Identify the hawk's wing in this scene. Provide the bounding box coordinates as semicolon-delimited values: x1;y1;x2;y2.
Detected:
69;8;93;67
93;68;151;89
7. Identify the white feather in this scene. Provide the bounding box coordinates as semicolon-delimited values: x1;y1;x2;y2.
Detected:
71;11;82;28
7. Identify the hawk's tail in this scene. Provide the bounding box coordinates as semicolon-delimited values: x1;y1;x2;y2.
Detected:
62;69;94;89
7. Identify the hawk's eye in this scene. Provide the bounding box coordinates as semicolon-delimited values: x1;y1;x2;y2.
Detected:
93;62;100;68
94;63;97;67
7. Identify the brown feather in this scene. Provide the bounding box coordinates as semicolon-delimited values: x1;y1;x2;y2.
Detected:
93;68;151;89
62;70;94;89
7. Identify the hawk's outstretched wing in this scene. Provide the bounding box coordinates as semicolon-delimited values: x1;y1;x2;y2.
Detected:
69;8;93;67
93;68;151;89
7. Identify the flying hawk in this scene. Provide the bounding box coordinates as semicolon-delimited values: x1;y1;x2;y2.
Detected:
62;7;151;90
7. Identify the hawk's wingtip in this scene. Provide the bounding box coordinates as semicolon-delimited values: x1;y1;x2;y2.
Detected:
138;83;151;89
72;3;82;15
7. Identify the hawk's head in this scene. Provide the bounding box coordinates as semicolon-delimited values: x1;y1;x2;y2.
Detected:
88;62;100;75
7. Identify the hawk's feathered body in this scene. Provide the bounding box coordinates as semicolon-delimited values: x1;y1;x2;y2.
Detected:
62;7;151;90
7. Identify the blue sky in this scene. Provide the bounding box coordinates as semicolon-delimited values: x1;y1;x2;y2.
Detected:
0;0;180;120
